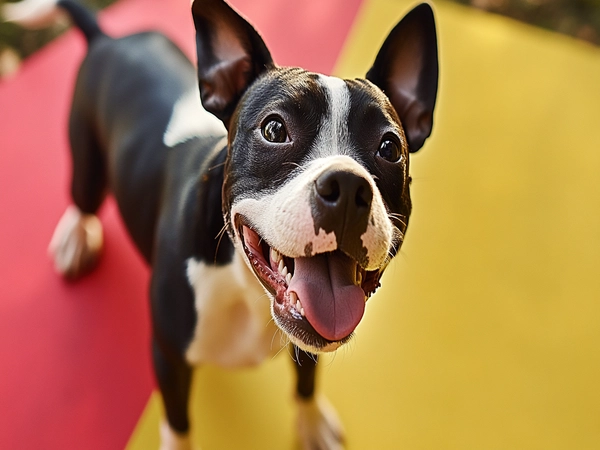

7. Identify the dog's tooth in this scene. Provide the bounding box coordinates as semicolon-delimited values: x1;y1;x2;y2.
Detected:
296;299;301;311
281;265;288;277
355;265;362;283
278;259;284;273
286;273;292;284
300;307;305;317
270;248;280;263
289;291;298;303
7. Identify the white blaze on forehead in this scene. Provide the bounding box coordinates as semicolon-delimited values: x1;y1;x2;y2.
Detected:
163;87;226;148
314;75;351;158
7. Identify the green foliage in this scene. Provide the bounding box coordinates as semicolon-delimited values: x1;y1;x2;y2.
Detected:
0;0;116;59
455;0;600;44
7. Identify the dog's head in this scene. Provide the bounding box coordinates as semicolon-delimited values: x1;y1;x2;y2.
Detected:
192;0;438;353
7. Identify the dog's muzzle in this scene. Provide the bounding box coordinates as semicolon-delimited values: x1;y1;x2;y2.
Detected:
234;169;388;352
311;169;373;268
230;155;397;352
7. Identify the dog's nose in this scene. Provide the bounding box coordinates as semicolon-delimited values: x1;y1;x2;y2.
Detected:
315;170;373;215
312;170;373;260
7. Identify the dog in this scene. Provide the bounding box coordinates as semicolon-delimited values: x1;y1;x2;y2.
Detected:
4;0;438;448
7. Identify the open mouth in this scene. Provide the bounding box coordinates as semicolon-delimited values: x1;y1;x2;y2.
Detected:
237;217;383;351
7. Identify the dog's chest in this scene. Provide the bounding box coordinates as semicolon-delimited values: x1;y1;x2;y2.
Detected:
185;251;285;367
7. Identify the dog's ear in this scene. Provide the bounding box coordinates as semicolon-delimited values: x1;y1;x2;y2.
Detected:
366;3;439;152
191;0;273;128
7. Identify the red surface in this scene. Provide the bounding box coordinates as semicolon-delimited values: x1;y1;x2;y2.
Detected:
0;0;363;448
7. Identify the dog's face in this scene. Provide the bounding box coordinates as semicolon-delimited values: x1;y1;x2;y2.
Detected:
192;0;438;353
225;71;409;351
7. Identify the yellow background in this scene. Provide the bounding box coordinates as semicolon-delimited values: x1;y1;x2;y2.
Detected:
128;0;600;448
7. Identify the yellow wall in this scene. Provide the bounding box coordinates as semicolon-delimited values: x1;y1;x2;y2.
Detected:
128;1;600;448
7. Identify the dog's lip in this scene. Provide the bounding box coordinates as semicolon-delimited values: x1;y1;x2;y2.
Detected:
237;220;335;350
235;216;384;350
239;221;289;300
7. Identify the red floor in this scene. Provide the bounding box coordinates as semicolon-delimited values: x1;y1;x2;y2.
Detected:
0;0;363;448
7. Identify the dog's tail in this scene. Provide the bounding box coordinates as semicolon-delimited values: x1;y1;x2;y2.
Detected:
2;0;104;43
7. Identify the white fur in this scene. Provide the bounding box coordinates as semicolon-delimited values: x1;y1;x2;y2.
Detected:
1;0;65;29
48;205;103;279
185;251;285;367
231;155;393;270
287;336;342;355
312;75;351;159
159;420;192;450
296;395;345;450
164;88;226;148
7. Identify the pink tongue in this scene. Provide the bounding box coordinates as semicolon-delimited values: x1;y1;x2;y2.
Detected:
288;252;365;341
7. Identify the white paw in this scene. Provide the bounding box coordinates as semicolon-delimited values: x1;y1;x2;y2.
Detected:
296;395;345;450
48;205;103;279
159;420;193;450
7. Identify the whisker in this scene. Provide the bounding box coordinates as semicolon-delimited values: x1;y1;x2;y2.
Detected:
213;224;229;264
271;332;290;359
323;349;337;368
207;161;226;171
269;327;278;349
387;212;406;218
294;343;300;364
393;225;405;239
254;292;270;305
387;212;408;228
396;248;409;264
271;344;288;360
282;161;301;170
282;333;292;350
215;223;228;239
345;336;356;359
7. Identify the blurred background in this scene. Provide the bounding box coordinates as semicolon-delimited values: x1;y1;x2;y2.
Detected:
456;0;600;44
0;0;108;76
1;0;600;79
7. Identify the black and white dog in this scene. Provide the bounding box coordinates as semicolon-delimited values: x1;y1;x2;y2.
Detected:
4;0;438;447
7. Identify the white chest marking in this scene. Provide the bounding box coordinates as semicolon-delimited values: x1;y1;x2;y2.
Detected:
163;87;226;148
185;252;285;368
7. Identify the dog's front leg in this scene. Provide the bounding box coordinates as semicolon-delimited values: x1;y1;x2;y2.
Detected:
293;347;345;450
153;339;193;450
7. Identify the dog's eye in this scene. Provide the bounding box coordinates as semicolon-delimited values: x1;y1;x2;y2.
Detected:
377;138;401;163
262;118;288;143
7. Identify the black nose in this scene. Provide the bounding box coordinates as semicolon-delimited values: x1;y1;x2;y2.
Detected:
312;170;373;260
315;170;373;213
